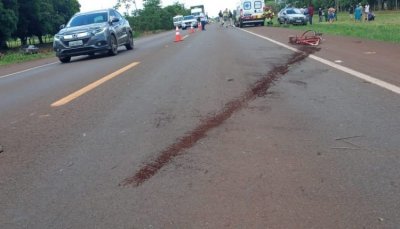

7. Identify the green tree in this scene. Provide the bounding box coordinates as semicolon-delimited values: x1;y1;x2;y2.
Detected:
0;0;18;49
126;0;190;33
52;0;80;31
32;0;54;43
162;2;190;29
13;0;37;45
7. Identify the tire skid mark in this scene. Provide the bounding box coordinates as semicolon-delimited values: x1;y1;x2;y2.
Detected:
120;47;319;188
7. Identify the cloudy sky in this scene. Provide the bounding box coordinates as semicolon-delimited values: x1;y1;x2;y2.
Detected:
78;0;237;17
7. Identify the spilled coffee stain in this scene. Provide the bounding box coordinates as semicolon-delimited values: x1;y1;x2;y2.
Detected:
120;46;320;187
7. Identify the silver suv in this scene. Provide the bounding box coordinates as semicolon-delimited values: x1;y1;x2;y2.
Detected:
181;15;198;30
53;9;134;63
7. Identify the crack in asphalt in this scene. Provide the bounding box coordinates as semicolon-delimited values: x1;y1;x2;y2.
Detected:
120;46;320;188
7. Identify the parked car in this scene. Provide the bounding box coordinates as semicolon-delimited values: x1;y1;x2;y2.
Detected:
277;8;307;25
21;45;39;54
173;15;184;28
181;15;198;30
53;8;134;63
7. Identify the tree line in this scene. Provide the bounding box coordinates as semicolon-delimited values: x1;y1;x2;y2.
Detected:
116;0;190;32
0;0;80;49
1;0;397;50
0;0;190;50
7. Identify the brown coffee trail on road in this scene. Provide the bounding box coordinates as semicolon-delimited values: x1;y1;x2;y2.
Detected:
120;46;320;188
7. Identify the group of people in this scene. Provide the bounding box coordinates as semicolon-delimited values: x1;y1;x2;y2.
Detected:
350;3;375;22
218;9;234;28
317;7;337;23
216;3;375;28
315;3;375;24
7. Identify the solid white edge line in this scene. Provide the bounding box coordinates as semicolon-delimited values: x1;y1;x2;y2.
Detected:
240;29;400;95
0;62;58;79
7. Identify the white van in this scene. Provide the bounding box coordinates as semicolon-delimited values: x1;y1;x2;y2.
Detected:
173;15;184;28
235;0;265;27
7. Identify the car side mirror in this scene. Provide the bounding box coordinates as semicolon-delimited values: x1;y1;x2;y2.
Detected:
110;17;120;24
59;24;65;29
283;12;286;15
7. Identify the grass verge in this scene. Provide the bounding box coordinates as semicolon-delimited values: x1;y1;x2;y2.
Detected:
0;52;55;67
272;11;400;44
0;44;55;67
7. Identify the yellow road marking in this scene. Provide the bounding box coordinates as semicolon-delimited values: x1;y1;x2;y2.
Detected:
51;61;140;107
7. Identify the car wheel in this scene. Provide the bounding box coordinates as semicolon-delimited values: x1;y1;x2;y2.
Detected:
59;56;71;63
108;35;118;56
125;32;134;50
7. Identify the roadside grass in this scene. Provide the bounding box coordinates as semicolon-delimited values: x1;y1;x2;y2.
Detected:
0;44;55;67
0;52;55;66
274;11;400;44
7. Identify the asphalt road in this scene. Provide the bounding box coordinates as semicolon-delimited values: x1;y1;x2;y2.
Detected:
1;24;399;228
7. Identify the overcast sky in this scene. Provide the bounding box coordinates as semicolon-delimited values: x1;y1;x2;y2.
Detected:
78;0;237;17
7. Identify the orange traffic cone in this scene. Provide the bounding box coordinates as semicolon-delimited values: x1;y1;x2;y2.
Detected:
198;22;202;31
174;26;183;42
189;24;195;34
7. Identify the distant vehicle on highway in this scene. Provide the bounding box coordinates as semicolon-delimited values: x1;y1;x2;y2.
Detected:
181;15;198;30
190;5;205;20
53;8;134;63
277;8;307;25
173;15;184;28
235;0;265;28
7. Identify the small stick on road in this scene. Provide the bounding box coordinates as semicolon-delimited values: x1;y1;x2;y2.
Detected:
331;147;362;150
342;140;363;148
335;135;364;141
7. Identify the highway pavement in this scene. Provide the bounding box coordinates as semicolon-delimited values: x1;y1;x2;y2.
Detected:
0;24;399;228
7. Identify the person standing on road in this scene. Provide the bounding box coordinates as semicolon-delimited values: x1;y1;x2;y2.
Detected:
200;13;207;31
228;10;233;26
364;3;370;21
223;8;229;28
318;8;323;22
308;4;314;25
328;7;335;23
354;4;362;22
218;10;223;25
263;6;274;26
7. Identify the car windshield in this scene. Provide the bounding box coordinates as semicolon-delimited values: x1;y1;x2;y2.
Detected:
67;12;108;27
173;17;182;22
286;9;301;14
184;15;194;20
